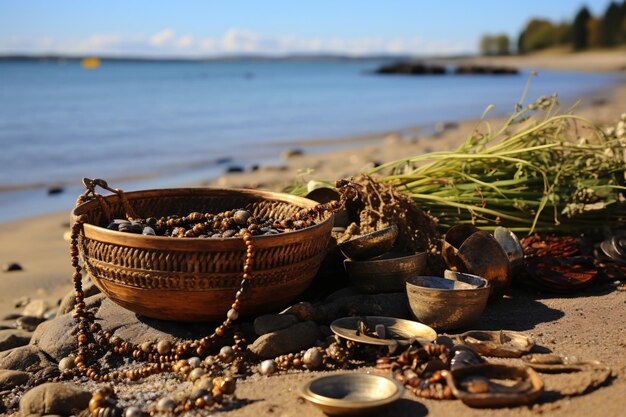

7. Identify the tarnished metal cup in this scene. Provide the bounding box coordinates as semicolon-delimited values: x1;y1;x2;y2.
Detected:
442;224;511;300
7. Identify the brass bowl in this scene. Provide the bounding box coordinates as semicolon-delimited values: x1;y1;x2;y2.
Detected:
339;225;399;260
300;373;404;416
406;271;490;331
330;316;437;349
343;251;427;293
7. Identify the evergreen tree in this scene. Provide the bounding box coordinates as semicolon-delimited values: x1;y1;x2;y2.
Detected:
517;30;526;54
572;6;591;50
600;2;622;46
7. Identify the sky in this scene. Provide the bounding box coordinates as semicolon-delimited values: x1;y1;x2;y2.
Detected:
0;0;616;57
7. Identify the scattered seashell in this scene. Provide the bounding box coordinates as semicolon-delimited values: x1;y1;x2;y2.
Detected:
259;359;277;375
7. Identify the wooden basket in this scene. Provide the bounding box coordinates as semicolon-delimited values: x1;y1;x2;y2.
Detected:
73;187;333;322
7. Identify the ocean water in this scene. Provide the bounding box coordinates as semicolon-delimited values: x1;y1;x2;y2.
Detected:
0;59;621;222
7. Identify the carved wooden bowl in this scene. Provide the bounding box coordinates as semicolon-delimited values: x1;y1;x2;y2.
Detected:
73;188;333;322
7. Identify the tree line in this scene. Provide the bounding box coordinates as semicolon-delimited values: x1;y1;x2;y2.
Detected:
480;1;626;55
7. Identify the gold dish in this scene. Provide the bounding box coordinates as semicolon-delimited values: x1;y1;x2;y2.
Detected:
300;373;404;415
330;316;437;350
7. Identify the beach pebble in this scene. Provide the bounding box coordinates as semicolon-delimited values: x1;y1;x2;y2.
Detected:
259;359;277;375
0;369;30;389
125;407;142;417
303;347;323;370
15;316;45;332
156;398;176;412
58;356;75;373
22;299;50;318
248;321;321;358
19;382;91;416
222;229;237;238
2;262;23;272
253;314;298;336
0;329;32;351
130;222;143;233
142;226;156;236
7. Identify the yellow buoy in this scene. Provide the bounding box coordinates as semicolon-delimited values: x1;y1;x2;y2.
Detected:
81;57;101;69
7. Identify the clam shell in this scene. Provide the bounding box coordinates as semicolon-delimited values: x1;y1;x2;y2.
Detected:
445;364;543;408
457;330;534;358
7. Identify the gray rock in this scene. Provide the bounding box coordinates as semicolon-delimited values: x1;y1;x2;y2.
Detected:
0;329;32;351
19;382;91;416
16;316;45;332
253;314;298;336
248;321;321;358
57;278;101;315
29;319;53;347
34;294;211;362
314;292;410;322
280;302;318;321
0;369;30;389
0;345;52;372
22;299;50;318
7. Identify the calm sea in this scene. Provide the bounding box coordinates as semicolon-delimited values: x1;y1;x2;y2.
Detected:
0;59;621;222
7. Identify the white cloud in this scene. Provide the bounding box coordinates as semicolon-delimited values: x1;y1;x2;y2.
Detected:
149;28;175;46
0;28;475;57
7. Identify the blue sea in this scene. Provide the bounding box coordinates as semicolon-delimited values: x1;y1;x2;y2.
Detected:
0;59;621;222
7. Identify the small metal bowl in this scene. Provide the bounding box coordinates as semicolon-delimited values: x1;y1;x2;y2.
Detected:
406;271;490;331
344;251;427;293
300;373;404;415
339;225;399;260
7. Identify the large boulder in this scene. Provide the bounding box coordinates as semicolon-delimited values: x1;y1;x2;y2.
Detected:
0;369;30;389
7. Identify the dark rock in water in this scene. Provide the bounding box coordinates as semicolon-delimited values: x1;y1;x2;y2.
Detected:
0;369;30;389
225;165;245;173
248;321;321;358
454;65;518;75
19;382;91;416
0;345;53;372
0;329;32;351
2;262;23;272
376;61;446;75
16;316;45;332
47;186;64;195
216;157;233;164
253;314;298;336
281;149;305;160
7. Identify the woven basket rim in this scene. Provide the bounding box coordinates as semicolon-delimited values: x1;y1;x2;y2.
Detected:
73;186;334;250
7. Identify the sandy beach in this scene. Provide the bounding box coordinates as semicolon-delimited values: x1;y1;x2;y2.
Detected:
0;50;625;416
